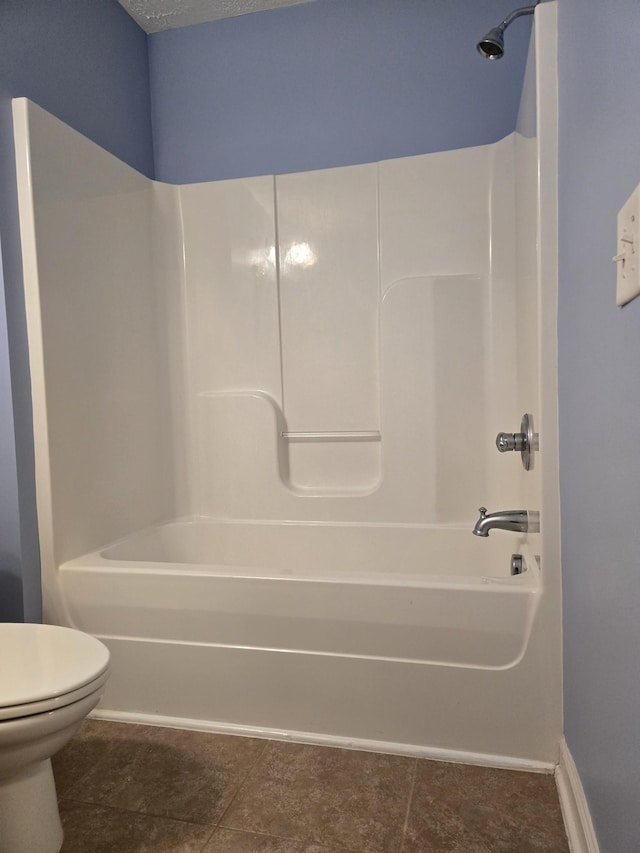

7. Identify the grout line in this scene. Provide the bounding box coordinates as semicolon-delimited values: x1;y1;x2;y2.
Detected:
59;795;210;829
214;738;271;829
399;757;419;853
206;825;368;852
198;823;218;853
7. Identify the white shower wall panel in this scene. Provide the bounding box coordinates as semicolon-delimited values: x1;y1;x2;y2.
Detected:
484;136;521;512
180;178;282;401
178;177;286;510
14;98;524;542
178;145;509;520
151;183;192;515
35;186;165;562
13;100;176;582
429;278;488;520
277;164;381;492
377;140;522;516
277;163;380;432
378;146;490;287
194;274;488;522
380;275;488;523
515;136;541;514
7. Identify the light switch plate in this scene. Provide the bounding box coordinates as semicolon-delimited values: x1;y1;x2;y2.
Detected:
615;184;640;306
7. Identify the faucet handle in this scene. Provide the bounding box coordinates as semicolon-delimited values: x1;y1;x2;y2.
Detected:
496;432;524;452
495;413;538;472
478;506;487;517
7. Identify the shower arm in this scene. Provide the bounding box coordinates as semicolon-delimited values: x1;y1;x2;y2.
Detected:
498;4;537;34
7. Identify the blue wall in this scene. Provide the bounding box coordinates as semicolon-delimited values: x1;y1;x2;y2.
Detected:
558;1;640;850
0;0;153;621
149;0;531;183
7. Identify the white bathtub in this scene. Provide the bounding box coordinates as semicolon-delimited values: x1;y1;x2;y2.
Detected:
58;520;553;767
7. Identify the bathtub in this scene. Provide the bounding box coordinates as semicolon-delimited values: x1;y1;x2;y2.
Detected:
58;520;553;767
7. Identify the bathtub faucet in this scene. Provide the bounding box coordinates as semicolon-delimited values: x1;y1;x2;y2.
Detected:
472;507;539;537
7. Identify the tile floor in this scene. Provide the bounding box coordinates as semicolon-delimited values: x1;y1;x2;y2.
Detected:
53;720;570;853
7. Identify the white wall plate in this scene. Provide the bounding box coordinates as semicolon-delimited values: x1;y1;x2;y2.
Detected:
614;183;640;306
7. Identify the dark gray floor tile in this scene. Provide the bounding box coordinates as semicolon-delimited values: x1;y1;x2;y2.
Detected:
62;721;266;825
402;760;570;853
56;723;570;853
204;827;356;852
220;742;415;853
53;719;119;796
60;801;213;853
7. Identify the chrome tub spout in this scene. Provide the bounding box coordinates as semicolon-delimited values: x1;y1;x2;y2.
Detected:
473;507;539;537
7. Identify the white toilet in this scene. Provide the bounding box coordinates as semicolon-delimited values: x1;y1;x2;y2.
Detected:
0;623;110;853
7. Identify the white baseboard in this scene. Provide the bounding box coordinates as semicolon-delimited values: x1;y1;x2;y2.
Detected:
90;708;555;773
555;738;600;853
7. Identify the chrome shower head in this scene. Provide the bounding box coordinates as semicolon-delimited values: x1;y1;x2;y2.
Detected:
477;4;537;60
477;26;506;59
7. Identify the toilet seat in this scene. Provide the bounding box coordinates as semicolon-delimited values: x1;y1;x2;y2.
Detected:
0;624;110;721
0;668;110;722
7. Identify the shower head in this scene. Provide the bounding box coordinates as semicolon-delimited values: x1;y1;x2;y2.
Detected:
477;26;505;59
477;4;537;60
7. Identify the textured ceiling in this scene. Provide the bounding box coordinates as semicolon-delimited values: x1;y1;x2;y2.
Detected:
118;0;317;33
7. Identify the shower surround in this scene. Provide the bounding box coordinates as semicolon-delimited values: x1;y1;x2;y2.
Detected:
13;5;560;768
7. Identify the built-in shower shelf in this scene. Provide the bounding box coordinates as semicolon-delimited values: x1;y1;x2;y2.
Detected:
281;430;382;443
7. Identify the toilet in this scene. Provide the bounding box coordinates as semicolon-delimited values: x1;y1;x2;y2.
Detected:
0;623;110;853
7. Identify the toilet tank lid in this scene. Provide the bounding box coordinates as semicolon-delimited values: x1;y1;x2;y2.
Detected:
0;623;110;707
